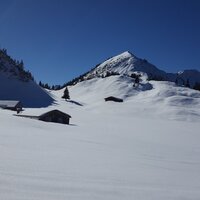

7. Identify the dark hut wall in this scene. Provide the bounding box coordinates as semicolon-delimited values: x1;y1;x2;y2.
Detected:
39;112;70;124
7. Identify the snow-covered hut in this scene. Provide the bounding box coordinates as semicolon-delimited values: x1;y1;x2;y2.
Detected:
0;100;23;111
38;110;71;125
104;96;123;102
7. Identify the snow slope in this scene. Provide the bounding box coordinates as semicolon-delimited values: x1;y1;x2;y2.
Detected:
1;76;200;200
68;51;200;88
82;51;169;81
0;72;54;108
67;75;200;121
0;49;54;108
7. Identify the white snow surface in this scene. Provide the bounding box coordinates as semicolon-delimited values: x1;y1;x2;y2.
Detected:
79;51;200;87
1;76;200;200
84;51;168;80
0;72;54;108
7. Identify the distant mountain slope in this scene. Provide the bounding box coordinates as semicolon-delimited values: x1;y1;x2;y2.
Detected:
60;51;200;120
177;69;200;87
0;49;33;82
65;51;200;88
68;75;151;104
84;51;168;80
67;75;200;121
0;49;54;108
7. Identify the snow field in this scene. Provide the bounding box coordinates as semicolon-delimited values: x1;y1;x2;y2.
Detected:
1;76;200;199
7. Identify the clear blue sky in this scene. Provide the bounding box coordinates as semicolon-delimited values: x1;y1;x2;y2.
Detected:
0;0;200;85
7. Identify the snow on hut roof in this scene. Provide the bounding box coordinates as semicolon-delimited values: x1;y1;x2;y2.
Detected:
0;100;21;107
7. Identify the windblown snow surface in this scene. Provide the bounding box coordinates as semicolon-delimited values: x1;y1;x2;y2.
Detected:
1;76;200;200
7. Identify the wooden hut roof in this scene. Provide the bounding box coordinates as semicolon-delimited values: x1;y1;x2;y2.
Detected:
39;109;71;119
104;96;123;102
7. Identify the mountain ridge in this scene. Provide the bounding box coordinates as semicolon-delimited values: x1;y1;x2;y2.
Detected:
0;48;54;108
65;51;200;89
0;49;34;82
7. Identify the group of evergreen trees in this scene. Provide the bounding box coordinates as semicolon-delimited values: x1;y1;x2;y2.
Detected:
39;81;70;99
130;73;141;87
175;77;189;87
0;48;34;81
38;81;63;90
175;77;200;91
103;71;120;78
193;82;200;91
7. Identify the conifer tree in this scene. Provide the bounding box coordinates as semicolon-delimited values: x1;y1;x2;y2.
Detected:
193;82;200;91
39;81;42;87
175;78;178;85
62;86;70;99
185;79;190;88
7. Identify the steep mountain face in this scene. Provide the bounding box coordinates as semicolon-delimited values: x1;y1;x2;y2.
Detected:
65;51;167;86
0;49;54;108
84;51;168;80
0;49;33;82
66;51;200;88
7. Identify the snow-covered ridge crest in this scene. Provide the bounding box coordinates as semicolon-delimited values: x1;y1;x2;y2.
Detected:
0;48;54;108
84;51;167;80
66;51;172;86
0;49;33;82
66;51;200;88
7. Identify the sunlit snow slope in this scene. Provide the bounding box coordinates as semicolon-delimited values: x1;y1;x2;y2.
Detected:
80;51;170;81
68;75;200;121
70;51;200;88
1;77;200;200
1;49;200;199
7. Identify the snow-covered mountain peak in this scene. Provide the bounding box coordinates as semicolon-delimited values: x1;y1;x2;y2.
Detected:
78;51;168;83
112;50;137;59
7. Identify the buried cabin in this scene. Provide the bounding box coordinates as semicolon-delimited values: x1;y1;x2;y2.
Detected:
104;96;123;102
38;109;71;124
0;100;23;111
